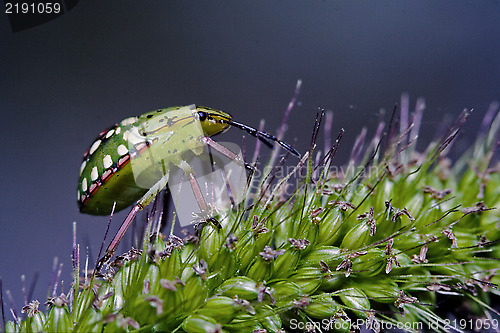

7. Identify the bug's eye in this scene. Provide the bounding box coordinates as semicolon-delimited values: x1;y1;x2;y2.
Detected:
197;111;208;122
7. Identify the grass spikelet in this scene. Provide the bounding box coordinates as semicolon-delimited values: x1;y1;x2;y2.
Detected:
3;97;499;333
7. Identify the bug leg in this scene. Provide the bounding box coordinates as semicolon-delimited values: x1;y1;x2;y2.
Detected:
96;173;170;271
202;136;256;173
96;204;141;272
178;160;222;229
204;136;253;212
202;137;242;164
206;144;237;208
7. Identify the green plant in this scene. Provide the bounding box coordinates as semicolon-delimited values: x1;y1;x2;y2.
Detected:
4;99;499;333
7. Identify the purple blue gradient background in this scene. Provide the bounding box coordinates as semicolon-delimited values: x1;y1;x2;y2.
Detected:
1;1;499;312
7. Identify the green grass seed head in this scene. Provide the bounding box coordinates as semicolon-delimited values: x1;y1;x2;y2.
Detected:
4;99;499;333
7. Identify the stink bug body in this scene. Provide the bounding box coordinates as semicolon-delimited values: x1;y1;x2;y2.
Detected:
78;105;299;269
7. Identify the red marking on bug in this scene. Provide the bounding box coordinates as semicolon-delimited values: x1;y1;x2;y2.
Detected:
80;193;88;205
80;140;154;209
134;141;150;153
98;123;119;140
117;154;130;169
101;168;114;183
98;129;108;137
81;154;130;208
89;182;99;195
82;123;120;160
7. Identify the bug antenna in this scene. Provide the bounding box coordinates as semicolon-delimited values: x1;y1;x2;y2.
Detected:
227;120;301;157
226;120;274;148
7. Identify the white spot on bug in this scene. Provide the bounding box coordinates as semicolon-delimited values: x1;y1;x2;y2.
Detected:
105;129;115;139
79;160;87;175
103;155;113;169
115;127;121;134
77;190;81;201
123;127;144;145
91;166;99;181
82;178;88;192
89;140;101;155
117;144;128;156
120;117;137;126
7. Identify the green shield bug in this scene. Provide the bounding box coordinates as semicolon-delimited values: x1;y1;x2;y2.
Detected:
78;105;300;270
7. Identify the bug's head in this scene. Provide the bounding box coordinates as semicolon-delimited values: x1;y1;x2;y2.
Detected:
195;106;233;137
196;106;301;158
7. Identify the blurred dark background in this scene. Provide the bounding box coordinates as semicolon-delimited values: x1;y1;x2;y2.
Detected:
1;1;499;314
